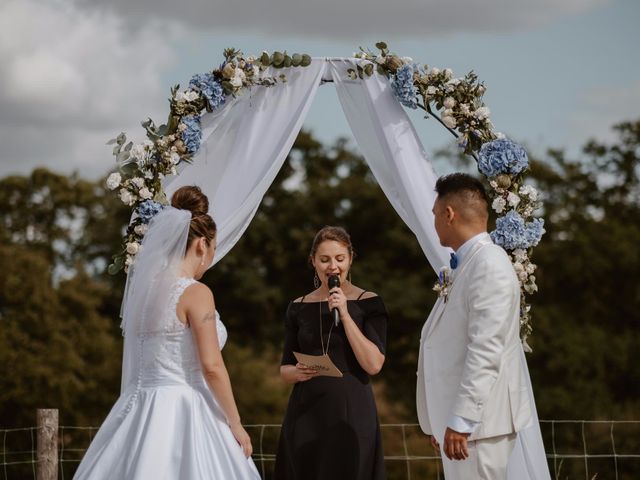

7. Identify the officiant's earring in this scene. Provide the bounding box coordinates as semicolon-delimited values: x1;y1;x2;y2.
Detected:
313;271;320;289
200;255;205;266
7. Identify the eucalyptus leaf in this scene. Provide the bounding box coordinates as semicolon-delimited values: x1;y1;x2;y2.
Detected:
364;64;374;76
112;145;121;156
272;51;284;67
375;41;388;50
108;255;125;275
300;54;312;67
291;53;302;67
124;141;133;152
116;132;126;145
260;52;271;66
283;55;292;68
106;138;117;146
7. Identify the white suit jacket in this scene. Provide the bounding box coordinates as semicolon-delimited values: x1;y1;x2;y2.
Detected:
416;234;532;442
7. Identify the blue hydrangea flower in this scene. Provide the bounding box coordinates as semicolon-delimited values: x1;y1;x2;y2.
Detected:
136;200;165;224
491;211;545;250
478;138;529;178
391;64;418;109
189;73;225;110
525;218;545;247
180;115;202;154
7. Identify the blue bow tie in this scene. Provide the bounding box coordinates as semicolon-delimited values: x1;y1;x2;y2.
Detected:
449;252;459;269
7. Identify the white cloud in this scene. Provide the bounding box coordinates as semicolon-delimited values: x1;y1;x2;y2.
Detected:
75;0;609;38
0;0;181;178
569;81;640;147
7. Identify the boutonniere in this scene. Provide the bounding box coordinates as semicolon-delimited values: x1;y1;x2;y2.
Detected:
433;266;452;302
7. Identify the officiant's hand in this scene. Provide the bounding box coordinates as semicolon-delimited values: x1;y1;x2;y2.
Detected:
444;427;470;460
429;435;440;452
328;287;349;317
294;363;319;382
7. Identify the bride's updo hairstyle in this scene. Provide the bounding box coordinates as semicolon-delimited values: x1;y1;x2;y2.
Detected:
171;186;217;253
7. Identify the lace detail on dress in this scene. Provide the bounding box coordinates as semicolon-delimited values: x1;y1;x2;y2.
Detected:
165;277;198;332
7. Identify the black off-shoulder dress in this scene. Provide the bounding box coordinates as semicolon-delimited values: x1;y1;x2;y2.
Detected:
274;294;388;480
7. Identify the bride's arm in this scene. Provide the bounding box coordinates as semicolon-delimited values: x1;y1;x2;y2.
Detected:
182;283;252;457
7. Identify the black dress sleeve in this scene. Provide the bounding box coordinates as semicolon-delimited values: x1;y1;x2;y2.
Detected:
280;302;299;366
362;296;388;355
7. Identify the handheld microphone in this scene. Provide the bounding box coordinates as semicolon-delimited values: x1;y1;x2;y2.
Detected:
328;275;341;326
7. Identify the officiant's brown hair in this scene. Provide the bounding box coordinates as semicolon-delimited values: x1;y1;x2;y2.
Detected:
309;226;355;263
171;186;217;251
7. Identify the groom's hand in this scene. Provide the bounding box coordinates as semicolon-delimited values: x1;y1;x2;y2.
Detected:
444;427;470;461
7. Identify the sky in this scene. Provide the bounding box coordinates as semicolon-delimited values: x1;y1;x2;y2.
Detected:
0;0;638;179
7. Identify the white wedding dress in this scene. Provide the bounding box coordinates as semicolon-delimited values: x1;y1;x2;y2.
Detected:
74;277;260;480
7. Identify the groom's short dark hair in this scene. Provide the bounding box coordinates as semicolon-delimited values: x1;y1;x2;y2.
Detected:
435;173;489;219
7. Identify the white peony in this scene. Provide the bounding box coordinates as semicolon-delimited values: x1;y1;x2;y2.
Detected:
134;224;148;235
442;116;457;129
131;177;145;189
129;144;147;162
443;97;456;109
139;187;153;200
492;196;507;213
126;242;140;255
507;192;521;207
119;189;135;206
176;90;199;102
230;69;246;88
106;172;121;190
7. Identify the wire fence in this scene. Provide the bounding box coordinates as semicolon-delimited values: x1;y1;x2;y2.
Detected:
2;420;639;479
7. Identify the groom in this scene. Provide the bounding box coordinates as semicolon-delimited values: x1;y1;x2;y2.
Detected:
417;173;532;480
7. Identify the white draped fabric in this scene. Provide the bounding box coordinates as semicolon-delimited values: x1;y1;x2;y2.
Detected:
163;57;550;480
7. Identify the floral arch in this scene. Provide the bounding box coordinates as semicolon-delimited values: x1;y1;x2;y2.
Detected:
106;43;544;346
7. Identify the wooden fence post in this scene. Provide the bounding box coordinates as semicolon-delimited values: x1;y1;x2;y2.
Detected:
36;409;58;480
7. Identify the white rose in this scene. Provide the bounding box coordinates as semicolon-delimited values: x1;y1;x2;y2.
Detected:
230;76;243;88
447;78;461;86
443;68;453;80
513;262;525;273
119;189;135;206
507;192;521;207
170;152;181;165
170;166;177;176
526;263;537;274
131;177;145;189
520;185;539;201
518;270;529;282
134;224;148;235
125;255;134;266
126;242;139;255
443;97;456;109
492;197;506;213
443;108;454;117
144;170;154;180
459;103;470;115
442;115;457;129
475;106;491;120
426;86;437;96
375;55;386;65
445;84;454;93
106;172;121;190
139;187;153;200
431;67;440;76
495;131;506;139
130;144;146;161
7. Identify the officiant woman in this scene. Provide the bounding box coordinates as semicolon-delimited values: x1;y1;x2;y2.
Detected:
274;226;389;480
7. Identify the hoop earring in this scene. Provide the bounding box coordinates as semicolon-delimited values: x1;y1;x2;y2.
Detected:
313;271;320;289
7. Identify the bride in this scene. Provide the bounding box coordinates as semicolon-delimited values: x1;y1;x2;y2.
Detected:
74;186;260;479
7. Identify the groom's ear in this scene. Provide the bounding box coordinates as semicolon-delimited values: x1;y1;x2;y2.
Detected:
445;205;456;224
